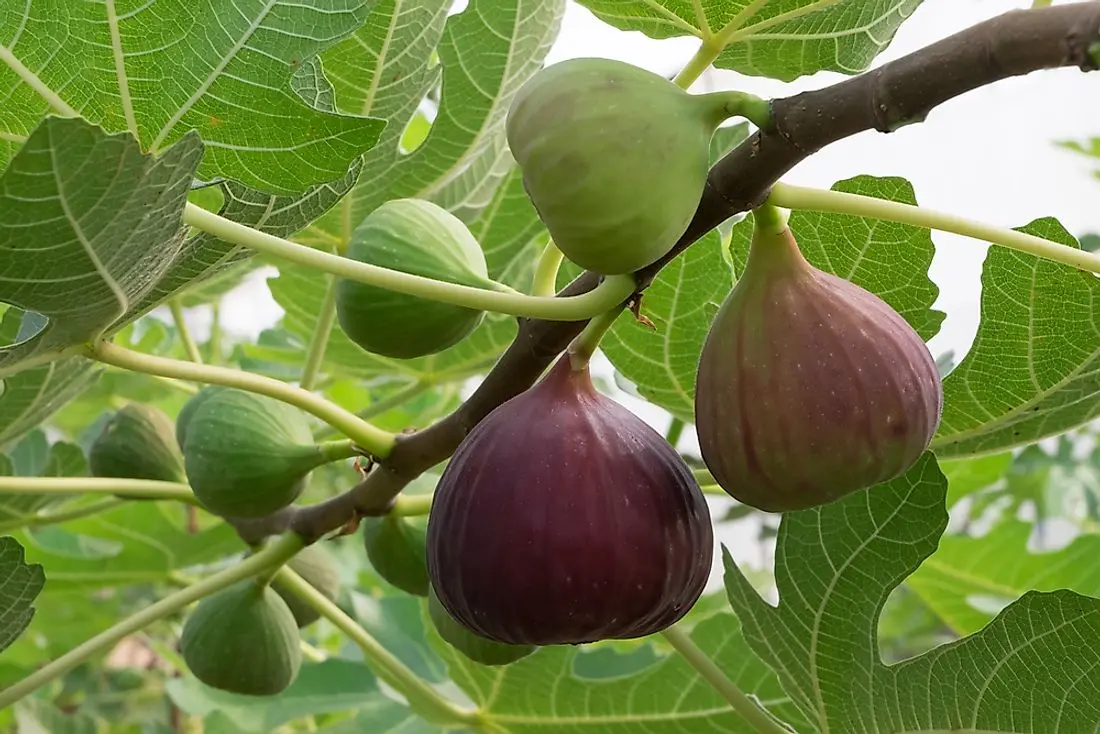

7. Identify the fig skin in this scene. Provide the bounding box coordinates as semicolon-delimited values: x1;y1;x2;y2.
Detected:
362;514;430;597
271;543;342;628
427;585;534;666
694;223;943;513
336;198;498;359
89;404;185;483
180;579;302;696
426;356;713;646
506;57;743;275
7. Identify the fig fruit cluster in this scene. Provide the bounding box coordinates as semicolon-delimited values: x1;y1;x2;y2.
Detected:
426;355;713;646
694;217;944;512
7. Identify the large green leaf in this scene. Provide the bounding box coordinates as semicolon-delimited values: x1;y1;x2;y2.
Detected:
0;117;201;376
0;0;383;192
725;453;1100;731
933;218;1100;457
432;611;811;733
0;536;44;654
575;0;923;81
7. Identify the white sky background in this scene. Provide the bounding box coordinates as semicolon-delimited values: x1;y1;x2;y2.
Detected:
205;0;1100;586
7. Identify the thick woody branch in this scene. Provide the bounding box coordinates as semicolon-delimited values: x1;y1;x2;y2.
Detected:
236;1;1100;545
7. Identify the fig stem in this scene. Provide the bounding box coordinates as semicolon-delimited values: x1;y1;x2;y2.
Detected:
182;203;638;322
317;439;361;464
767;183;1100;276
0;497;124;533
274;566;481;727
751;203;790;236
392;493;433;516
531;239;564;297
168;299;204;365
299;274;340;391
85;340;398;459
661;626;791;734
666;418;685;447
0;532;306;711
567;306;624;370
0;476;199;505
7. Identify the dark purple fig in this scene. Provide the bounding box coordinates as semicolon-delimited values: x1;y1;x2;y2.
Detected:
694;220;943;513
426;356;713;646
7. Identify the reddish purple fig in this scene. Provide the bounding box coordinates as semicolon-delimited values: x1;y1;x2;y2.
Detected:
695;220;943;513
426;356;713;646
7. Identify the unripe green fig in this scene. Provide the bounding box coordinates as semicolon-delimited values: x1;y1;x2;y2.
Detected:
175;386;227;451
182;389;351;518
271;544;342;627
180;579;302;696
89;404;185;483
362;514;429;597
336;198;500;359
428;585;534;666
694;217;943;512
506;57;745;275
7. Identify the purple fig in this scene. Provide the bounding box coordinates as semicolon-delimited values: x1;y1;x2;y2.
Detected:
426;356;713;646
694;221;943;513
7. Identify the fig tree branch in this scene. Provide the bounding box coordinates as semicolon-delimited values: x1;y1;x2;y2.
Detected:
231;1;1100;544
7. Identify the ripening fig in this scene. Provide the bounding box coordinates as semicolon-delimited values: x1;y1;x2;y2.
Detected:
362;514;430;597
89;404;185;483
336;198;502;359
694;215;943;512
426;356;713;646
180;579;301;696
271;544;342;628
175;385;226;451
427;585;534;666
506;57;750;275
182;389;354;518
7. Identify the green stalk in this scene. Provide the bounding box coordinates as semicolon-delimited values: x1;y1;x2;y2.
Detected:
0;533;306;710
317;439;361;463
392;493;433;516
168;299;203;364
661;626;789;734
674;40;724;88
300;275;340;391
208;301;223;365
666;418;685;448
182;204;636;322
692;467;718;486
531;240;565;297
0;476;199;505
752;203;789;236
0;498;124;533
312;381;431;441
567;307;625;370
767;182;1100;275
85;341;397;459
274;567;481;727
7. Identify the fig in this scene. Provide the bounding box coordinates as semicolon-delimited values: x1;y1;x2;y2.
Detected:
506;57;744;275
426;356;713;646
180;579;302;696
175;385;226;451
694;219;943;513
427;585;534;666
182;389;348;518
271;543;342;627
336;198;500;359
89;404;185;483
362;514;429;597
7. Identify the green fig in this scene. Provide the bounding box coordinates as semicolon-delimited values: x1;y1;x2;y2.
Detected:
362;514;429;596
428;585;534;666
180;579;302;696
89;404;185;483
182;389;352;518
506;57;746;275
694;217;943;512
175;386;227;451
336;198;499;359
271;544;342;628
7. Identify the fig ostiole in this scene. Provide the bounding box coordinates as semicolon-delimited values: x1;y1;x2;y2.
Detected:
426;355;713;647
181;388;358;518
362;514;430;597
89;403;185;484
336;198;502;359
506;57;749;275
694;213;943;513
271;543;342;628
180;579;302;696
427;585;535;666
